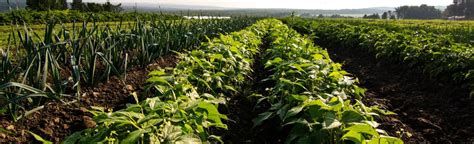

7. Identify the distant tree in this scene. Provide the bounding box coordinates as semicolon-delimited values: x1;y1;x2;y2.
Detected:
103;2;122;12
74;2;122;12
465;1;474;19
72;0;83;10
381;12;388;19
363;13;380;19
317;14;324;18
395;4;442;19
26;0;67;11
26;0;40;10
443;1;473;19
362;14;367;18
390;15;396;19
388;11;397;19
331;14;342;18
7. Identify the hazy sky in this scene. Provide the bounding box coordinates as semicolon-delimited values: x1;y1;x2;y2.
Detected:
80;0;452;9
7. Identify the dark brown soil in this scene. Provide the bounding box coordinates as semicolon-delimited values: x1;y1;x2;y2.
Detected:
325;46;474;144
0;55;179;143
219;38;293;144
218;40;268;143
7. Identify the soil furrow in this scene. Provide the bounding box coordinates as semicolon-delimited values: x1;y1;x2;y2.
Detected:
1;54;179;143
324;46;473;144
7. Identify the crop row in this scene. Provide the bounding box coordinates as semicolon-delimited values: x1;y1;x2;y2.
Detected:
63;18;273;143
306;19;474;44
286;18;473;95
0;10;182;25
0;17;255;121
253;20;402;143
63;19;402;143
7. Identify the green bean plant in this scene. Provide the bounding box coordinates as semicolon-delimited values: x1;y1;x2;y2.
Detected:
286;18;473;96
63;19;275;143
252;20;403;144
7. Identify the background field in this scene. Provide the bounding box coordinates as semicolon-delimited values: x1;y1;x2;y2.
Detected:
0;0;473;143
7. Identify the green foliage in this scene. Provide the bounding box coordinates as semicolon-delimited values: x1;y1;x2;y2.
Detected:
444;1;474;19
395;4;442;19
28;131;53;144
285;18;474;97
75;2;122;12
381;12;388;19
252;20;401;144
62;18;401;143
0;17;256;120
362;13;380;19
64;19;276;143
65;92;226;143
26;0;67;11
0;10;182;25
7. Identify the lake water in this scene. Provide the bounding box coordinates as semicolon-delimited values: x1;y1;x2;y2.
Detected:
183;16;231;19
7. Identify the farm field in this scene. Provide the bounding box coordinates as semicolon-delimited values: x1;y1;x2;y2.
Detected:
285;18;474;143
316;19;474;44
0;17;407;143
0;16;257;142
0;21;136;47
0;11;473;144
0;19;230;48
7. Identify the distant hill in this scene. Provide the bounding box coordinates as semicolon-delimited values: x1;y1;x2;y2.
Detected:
121;3;225;11
148;8;397;17
0;0;448;18
119;3;395;17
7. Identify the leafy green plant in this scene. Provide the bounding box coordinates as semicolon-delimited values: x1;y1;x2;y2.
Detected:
0;16;256;120
0;9;182;25
63;19;275;143
286;18;474;95
253;20;402;144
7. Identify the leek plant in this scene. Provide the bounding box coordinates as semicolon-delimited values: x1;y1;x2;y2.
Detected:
0;14;256;120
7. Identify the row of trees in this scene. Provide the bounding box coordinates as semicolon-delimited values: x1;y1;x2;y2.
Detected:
26;0;121;12
362;13;380;19
71;2;122;12
395;4;442;19
381;11;396;19
362;12;396;19
390;3;473;20
444;1;474;19
363;3;473;20
26;0;67;11
362;12;397;19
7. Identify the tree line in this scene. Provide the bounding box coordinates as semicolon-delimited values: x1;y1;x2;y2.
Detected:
26;0;121;12
365;3;473;20
395;4;442;19
444;0;474;19
362;12;396;19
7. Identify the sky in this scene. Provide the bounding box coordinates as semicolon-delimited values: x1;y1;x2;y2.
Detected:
79;0;452;9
